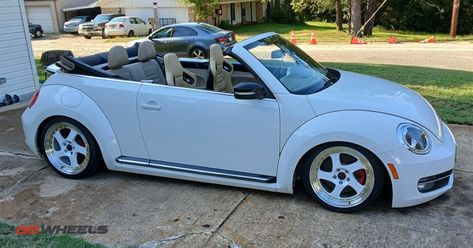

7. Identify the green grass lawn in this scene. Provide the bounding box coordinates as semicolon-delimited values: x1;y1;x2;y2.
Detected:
35;59;46;83
233;21;473;43
33;60;472;125
324;62;473;125
0;223;105;248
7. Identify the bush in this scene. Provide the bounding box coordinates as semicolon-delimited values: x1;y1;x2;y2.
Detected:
266;1;299;24
219;20;231;30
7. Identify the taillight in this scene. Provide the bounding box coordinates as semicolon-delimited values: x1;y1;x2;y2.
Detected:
29;90;40;108
215;37;226;43
119;23;125;28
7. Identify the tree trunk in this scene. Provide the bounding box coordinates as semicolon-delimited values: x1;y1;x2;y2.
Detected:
335;0;343;31
364;0;377;36
350;0;362;37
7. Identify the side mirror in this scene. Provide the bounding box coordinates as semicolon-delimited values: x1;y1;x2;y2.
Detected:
234;82;264;100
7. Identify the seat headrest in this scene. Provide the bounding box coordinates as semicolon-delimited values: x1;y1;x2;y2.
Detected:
108;46;129;69
210;44;224;64
138;40;156;62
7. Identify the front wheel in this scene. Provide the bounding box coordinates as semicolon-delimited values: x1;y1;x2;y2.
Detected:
34;29;42;38
102;29;108;39
302;144;385;212
40;117;102;179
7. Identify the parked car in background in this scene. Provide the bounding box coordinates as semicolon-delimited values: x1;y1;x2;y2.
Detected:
105;16;152;38
28;22;43;38
64;16;92;33
79;13;125;39
128;22;236;59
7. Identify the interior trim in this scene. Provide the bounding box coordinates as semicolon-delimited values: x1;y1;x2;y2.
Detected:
116;156;276;183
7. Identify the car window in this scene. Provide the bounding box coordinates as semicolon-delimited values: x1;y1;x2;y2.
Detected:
110;17;126;23
172;27;196;37
152;27;172;38
197;23;222;33
129;18;137;24
135;18;146;24
93;15;113;22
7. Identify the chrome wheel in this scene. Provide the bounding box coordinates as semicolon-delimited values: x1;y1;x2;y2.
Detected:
308;146;375;208
191;49;205;59
43;122;90;175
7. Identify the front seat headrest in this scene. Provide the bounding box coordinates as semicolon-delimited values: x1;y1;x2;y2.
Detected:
138;40;157;62
108;46;129;69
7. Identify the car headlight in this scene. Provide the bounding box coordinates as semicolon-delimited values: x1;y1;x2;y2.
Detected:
397;123;431;154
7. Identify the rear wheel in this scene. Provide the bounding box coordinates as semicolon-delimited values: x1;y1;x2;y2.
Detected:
190;47;206;59
40;117;102;179
84;35;92;39
127;30;135;37
34;29;42;38
101;29;108;39
302;144;384;212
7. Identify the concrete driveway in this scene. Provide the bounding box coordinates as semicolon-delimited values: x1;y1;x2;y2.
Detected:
1;107;473;247
32;34;473;71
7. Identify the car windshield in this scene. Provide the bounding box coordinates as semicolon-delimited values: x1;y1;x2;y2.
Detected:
198;23;222;33
69;17;85;22
109;17;126;23
244;35;331;95
94;15;113;22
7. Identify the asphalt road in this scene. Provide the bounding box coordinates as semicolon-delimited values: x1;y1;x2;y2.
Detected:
32;34;473;71
1;107;472;247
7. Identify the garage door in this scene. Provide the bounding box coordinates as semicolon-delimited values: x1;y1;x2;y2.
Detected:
126;7;189;24
26;6;54;32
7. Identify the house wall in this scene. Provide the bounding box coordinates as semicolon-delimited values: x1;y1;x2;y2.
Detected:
0;0;39;99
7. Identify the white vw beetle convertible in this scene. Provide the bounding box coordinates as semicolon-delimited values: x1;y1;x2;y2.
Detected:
22;32;456;212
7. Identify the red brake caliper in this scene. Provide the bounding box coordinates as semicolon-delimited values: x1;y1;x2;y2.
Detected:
354;170;366;185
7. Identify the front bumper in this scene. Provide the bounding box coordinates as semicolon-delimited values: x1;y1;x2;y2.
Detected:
381;122;456;208
64;26;79;33
21;107;41;157
82;29;103;36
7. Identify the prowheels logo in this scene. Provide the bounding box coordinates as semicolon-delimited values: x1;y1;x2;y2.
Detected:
15;225;108;235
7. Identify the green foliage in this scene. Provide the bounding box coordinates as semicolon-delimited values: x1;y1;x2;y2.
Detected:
378;0;473;34
219;20;232;30
181;0;220;21
267;0;299;23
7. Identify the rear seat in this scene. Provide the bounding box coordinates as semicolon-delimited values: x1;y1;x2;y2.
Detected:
107;42;165;84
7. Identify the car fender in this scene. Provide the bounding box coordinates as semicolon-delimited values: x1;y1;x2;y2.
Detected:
25;84;122;171
275;110;405;193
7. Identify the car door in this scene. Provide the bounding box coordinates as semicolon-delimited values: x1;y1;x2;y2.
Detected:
137;85;280;178
168;27;197;57
149;27;173;53
134;18;148;35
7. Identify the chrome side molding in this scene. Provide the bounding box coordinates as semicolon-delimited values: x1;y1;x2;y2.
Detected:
116;156;276;183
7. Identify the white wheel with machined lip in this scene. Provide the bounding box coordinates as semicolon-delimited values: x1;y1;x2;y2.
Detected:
40;117;102;179
303;144;384;212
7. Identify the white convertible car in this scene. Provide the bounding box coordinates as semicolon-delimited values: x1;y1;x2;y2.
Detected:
22;33;456;212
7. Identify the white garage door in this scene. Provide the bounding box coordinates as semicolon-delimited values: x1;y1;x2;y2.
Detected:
26;6;54;33
125;7;189;24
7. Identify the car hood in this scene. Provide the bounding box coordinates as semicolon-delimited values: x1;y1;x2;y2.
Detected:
307;70;443;139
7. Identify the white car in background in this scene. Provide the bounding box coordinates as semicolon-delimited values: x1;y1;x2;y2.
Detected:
105;16;153;38
22;33;456;213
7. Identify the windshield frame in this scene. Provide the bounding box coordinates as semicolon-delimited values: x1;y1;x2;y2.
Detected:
243;34;332;95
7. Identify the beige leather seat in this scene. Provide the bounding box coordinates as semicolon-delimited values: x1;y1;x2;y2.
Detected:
164;53;197;88
136;40;166;84
107;46;134;80
209;44;234;93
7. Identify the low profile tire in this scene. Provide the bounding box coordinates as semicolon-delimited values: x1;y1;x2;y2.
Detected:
84;35;92;39
127;30;135;37
190;47;206;59
34;29;42;38
302;143;385;213
39;117;102;179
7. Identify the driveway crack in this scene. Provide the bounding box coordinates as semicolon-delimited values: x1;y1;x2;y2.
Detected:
0;150;39;160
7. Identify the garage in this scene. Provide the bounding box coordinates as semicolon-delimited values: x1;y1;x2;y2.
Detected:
0;0;39;101
25;6;54;33
125;7;188;25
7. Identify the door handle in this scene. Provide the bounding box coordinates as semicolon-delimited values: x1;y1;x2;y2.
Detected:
141;102;161;111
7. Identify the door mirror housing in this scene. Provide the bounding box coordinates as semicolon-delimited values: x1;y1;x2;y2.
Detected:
234;82;264;100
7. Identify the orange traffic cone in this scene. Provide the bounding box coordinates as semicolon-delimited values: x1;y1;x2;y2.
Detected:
420;36;435;43
388;36;398;44
290;30;297;44
309;31;317;45
351;36;367;44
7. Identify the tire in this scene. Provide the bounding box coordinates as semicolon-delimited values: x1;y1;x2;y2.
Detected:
302;143;385;213
102;29;108;39
190;47;206;59
84;35;92;39
148;29;152;35
127;30;135;37
34;29;42;38
39;117;102;179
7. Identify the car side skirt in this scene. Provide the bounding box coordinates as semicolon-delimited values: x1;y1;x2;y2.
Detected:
116;156;276;183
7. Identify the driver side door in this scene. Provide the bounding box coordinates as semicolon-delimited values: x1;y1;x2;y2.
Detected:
150;27;173;53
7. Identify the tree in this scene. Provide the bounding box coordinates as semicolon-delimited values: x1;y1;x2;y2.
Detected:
364;0;377;36
335;0;343;31
182;0;220;21
350;0;362;36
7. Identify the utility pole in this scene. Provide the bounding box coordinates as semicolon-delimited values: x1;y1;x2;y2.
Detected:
153;1;159;30
450;0;460;38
